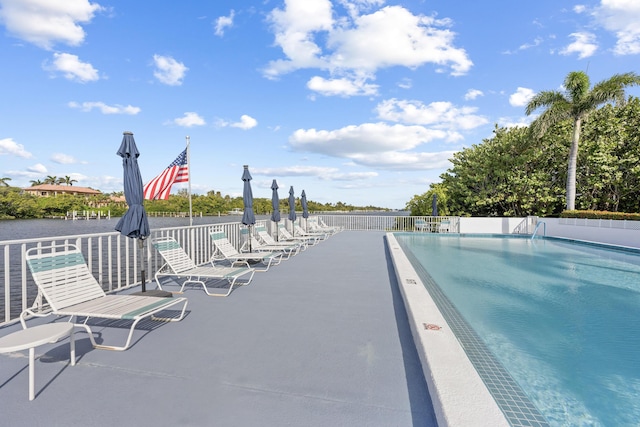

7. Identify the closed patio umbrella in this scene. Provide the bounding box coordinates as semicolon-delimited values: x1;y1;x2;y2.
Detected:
241;165;255;251
271;179;280;241
114;131;151;293
432;194;438;217
288;186;296;237
301;190;309;231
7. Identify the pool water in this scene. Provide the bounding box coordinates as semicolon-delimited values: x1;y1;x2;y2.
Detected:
395;234;640;427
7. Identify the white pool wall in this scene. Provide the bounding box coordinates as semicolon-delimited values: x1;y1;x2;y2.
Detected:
459;217;640;249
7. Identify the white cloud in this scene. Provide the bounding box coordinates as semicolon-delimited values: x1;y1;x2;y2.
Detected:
264;2;472;93
338;0;385;19
0;137;32;158
497;116;535;128
327;6;472;75
307;75;378;96
45;52;99;82
0;0;103;50
217;115;258;130
326;171;378;180
51;153;77;164
172;112;206;127
265;0;333;77
231;115;258;130
560;32;598;59
5;163;48;181
349;150;455;170
376;99;488;132
574;5;587;13
254;165;337;177
464;89;484;100
397;78;412;89
153;54;188;86
594;0;640;55
68;101;140;114
290;122;445;156
28;163;48;174
252;165;378;181
214;10;234;36
288;122;457;170
502;36;543;55
509;87;535;107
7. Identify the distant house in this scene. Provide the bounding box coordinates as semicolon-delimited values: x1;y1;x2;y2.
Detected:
23;184;102;197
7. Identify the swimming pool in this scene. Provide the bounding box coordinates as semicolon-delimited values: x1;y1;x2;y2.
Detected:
394;233;640;427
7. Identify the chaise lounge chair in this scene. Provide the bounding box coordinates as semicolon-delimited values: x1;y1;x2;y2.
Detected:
293;224;329;240
308;216;342;234
21;244;188;351
152;237;256;297
438;220;451;233
239;228;299;259
256;225;307;252
278;223;320;246
210;230;283;271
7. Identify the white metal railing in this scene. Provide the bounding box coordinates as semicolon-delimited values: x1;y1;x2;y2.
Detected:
0;221;244;325
558;217;640;230
0;215;456;325
513;216;538;234
311;215;459;233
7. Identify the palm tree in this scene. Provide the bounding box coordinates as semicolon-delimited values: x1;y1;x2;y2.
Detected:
526;71;640;211
0;177;11;187
30;179;43;186
44;175;58;185
63;175;77;186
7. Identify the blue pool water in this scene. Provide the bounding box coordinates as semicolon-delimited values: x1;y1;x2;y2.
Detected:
395;234;640;427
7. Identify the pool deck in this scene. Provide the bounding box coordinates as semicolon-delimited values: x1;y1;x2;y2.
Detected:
0;231;438;427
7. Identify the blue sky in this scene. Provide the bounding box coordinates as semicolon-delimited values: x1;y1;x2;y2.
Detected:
1;0;639;209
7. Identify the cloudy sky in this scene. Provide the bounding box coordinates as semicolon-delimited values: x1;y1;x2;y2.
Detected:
1;0;639;209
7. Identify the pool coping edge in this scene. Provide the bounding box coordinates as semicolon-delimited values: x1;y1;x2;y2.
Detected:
386;233;510;427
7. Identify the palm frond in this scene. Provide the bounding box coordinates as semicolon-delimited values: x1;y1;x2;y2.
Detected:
525;91;567;115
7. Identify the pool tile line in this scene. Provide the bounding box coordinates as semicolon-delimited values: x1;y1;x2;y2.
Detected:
396;238;550;427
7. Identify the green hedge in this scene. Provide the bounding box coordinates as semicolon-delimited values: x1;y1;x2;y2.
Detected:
560;210;640;220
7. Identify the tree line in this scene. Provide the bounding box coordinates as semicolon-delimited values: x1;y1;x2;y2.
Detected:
0;186;386;220
407;71;640;217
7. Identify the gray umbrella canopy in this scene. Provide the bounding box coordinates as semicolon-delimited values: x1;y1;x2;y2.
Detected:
241;165;255;251
270;179;280;223
432;194;438;216
301;190;309;232
301;190;309;219
288;186;296;236
288;186;296;222
114;131;150;292
115;132;150;239
241;165;255;226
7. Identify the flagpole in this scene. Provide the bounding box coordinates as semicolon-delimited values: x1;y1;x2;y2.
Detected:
186;135;193;226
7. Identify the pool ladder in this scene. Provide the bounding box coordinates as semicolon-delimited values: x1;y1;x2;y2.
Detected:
531;221;546;239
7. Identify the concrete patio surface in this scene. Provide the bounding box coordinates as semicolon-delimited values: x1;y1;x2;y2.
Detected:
0;231;437;427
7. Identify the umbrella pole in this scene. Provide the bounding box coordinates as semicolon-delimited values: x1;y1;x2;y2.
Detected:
138;238;146;293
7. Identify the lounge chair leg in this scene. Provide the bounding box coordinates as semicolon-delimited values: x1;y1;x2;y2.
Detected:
77;299;188;351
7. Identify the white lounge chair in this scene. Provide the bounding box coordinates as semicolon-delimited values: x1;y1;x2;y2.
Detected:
210;230;283;271
22;244;188;351
278;224;320;246
415;219;429;232
438;220;451;233
256;225;307;252
308;216;342;234
293;224;329;240
240;228;300;259
152;237;255;297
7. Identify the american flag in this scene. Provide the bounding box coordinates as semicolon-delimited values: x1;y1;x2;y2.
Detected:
143;149;189;200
